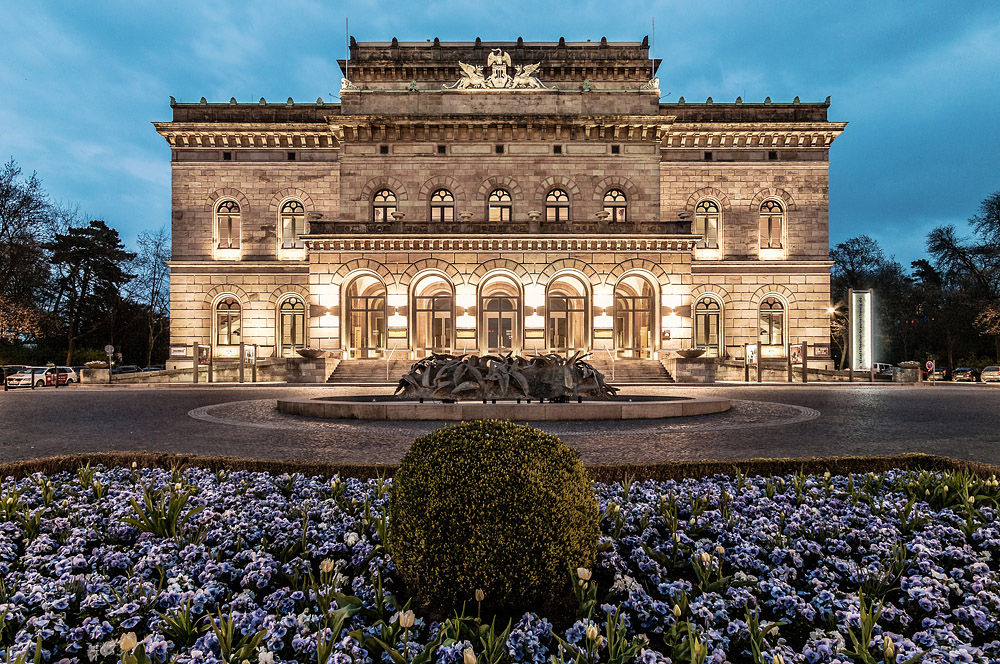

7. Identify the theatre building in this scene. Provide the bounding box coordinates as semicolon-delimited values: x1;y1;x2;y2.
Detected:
155;38;845;377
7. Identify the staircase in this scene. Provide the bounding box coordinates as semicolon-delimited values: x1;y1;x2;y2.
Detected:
326;358;414;384
585;357;674;384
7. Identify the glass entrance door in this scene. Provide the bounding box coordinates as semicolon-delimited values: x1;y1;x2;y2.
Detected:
414;293;453;355
483;297;517;354
547;294;587;354
614;277;654;359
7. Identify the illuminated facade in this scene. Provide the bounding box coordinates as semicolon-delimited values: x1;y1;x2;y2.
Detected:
156;38;845;367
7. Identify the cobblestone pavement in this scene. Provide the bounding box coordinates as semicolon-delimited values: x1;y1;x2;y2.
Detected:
2;382;998;465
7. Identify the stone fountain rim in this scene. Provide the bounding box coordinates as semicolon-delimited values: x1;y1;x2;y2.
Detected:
275;395;730;421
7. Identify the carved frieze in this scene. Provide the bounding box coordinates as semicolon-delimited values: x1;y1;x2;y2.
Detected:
444;49;549;90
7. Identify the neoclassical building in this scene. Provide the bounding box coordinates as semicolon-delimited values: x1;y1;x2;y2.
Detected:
156;38;845;370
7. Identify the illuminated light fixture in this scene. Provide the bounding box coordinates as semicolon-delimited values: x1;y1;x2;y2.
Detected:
387;292;407;308
320;311;339;328
316;286;339;308
524;284;545;308
387;308;407;330
661;292;683;309
525;308;545;329
593;291;613;310
456;310;476;329
593;309;614;329
456;288;476;310
662;314;682;330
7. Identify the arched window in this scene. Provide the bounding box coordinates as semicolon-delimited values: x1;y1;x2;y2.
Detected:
215;297;241;346
279;296;306;356
694;297;722;357
216;200;240;249
372;189;396;223
280;200;305;249
759;200;784;250
603;189;627;223
695;200;720;249
488;189;512;222
759;297;784;347
545;189;569;222
430;188;455;222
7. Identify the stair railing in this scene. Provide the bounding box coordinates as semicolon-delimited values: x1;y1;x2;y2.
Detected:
386;344;399;382
601;343;615;382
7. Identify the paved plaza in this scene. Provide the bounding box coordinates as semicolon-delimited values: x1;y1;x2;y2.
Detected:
1;382;998;465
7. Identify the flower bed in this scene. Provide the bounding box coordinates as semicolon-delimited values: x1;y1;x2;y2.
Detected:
1;464;998;663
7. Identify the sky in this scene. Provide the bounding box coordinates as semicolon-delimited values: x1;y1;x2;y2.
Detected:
1;0;997;269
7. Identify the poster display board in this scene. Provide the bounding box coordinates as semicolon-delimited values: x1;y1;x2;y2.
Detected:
849;289;873;372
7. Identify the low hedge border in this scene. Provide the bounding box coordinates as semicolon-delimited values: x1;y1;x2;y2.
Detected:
1;450;998;482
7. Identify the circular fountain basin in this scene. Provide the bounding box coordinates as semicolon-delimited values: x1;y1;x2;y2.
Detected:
276;395;730;421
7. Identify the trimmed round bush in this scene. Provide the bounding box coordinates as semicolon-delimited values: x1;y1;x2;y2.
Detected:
389;419;599;611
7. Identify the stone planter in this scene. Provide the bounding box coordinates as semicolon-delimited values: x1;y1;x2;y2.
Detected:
296;348;326;358
675;348;706;358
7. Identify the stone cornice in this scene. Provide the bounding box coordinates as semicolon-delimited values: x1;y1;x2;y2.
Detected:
663;123;847;149
693;260;834;273
153;122;341;149
167;261;308;273
302;235;698;252
329;115;673;143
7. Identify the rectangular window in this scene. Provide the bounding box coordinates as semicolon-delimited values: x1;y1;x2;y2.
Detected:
611;144;620;154
287;151;296;161
704;151;713;161
495;144;504;154
380;145;389;154
437;144;446;154
553;145;563;154
222;151;232;161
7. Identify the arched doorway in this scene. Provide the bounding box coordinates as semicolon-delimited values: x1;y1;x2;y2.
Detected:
480;275;521;354
694;297;723;358
344;275;386;359
546;274;589;354
412;273;454;356
278;296;306;357
614;275;655;358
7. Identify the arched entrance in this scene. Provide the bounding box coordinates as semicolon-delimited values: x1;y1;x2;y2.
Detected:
344;275;386;359
278;296;306;357
694;297;723;358
480;275;522;354
412;273;454;356
546;274;589;354
614;275;656;358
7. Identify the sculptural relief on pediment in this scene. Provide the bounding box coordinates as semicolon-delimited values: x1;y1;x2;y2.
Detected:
444;49;550;90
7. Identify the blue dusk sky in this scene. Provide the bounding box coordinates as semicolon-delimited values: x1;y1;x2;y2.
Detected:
1;1;997;269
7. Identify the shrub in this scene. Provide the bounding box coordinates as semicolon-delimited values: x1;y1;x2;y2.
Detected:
389;420;599;612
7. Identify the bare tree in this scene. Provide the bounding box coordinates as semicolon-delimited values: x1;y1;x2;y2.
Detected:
127;227;171;367
0;158;50;307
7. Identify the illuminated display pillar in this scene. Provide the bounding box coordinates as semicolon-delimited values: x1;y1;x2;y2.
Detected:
848;288;873;372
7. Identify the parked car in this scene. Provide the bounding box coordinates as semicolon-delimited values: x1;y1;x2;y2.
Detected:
952;367;980;382
5;366;77;388
114;365;143;374
142;365;165;372
930;367;951;381
982;366;1000;383
873;363;893;379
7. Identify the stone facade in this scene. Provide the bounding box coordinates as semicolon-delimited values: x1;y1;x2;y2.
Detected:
155;39;845;369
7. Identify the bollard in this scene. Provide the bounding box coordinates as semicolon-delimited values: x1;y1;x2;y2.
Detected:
239;342;245;383
2;368;6;391
30;368;36;390
192;343;198;384
208;351;214;383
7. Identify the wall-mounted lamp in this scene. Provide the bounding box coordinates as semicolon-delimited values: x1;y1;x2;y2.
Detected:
593;310;614;329
456;310;476;329
525;309;545;329
387;308;407;330
525;284;545;308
